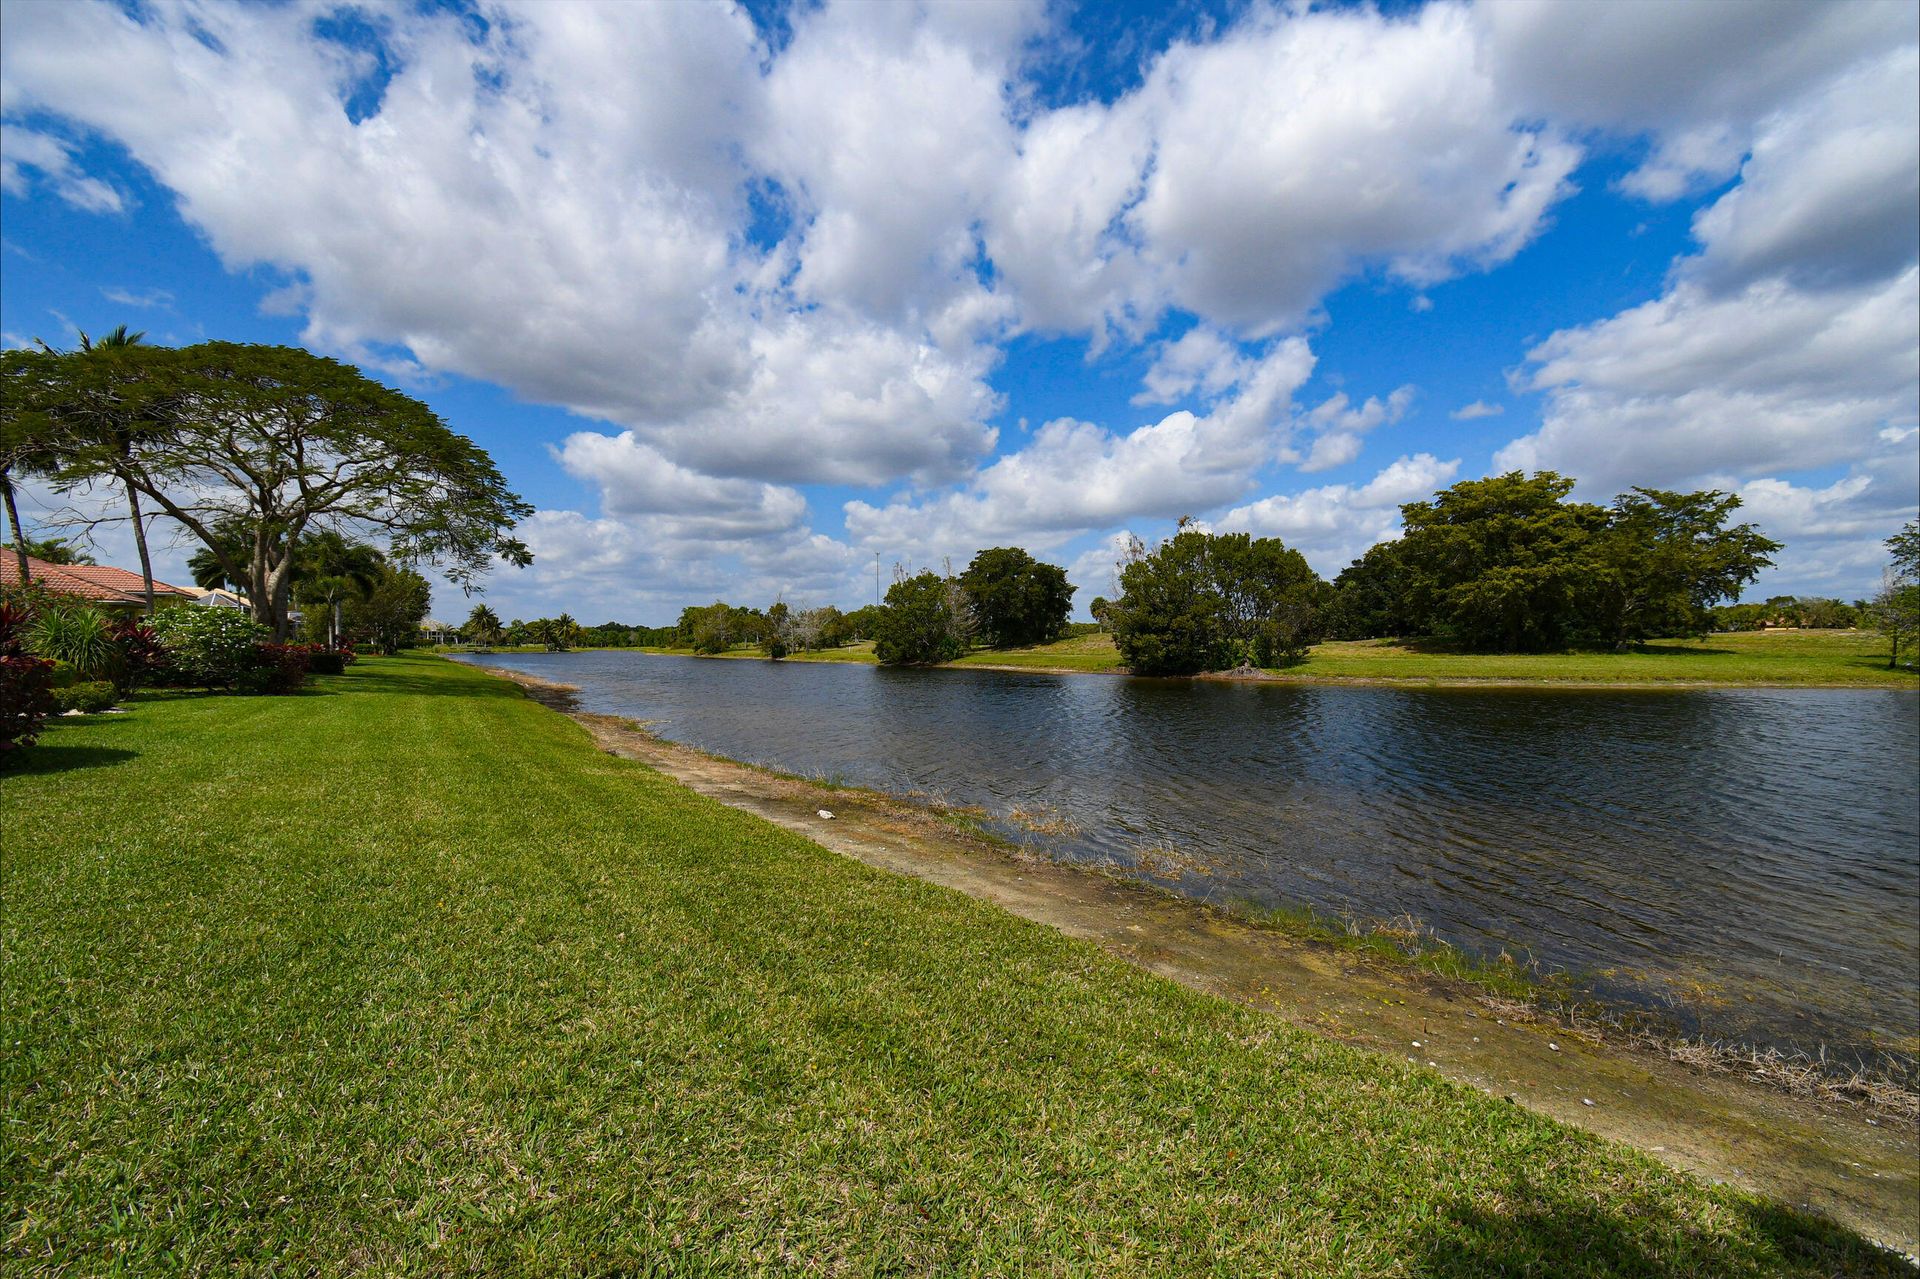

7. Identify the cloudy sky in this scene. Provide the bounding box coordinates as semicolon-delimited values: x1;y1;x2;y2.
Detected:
2;0;1915;623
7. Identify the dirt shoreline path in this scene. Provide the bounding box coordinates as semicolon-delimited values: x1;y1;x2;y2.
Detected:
489;665;1919;1256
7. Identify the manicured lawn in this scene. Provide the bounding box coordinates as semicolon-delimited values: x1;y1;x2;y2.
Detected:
951;631;1125;672
11;655;1893;1274
1284;629;1917;686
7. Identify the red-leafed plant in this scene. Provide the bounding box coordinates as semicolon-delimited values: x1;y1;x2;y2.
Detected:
0;602;56;754
241;642;314;694
109;618;170;694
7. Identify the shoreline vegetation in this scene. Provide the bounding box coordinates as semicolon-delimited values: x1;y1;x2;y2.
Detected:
7;654;1916;1272
453;627;1920;689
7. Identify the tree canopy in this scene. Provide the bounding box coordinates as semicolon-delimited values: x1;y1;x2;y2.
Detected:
873;570;974;665
1339;472;1778;651
959;547;1074;648
5;341;531;637
1872;520;1920;669
1108;525;1325;675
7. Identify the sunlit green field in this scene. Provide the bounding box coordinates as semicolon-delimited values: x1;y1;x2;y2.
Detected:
3;654;1901;1276
1285;629;1916;686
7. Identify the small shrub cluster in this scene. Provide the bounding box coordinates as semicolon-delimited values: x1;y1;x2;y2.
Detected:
240;643;314;694
305;643;356;675
1;587;362;752
52;681;117;714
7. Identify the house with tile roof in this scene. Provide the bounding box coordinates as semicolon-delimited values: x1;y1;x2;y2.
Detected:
2;553;197;613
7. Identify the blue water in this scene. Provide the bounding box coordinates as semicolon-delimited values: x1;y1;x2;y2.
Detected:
462;651;1920;1062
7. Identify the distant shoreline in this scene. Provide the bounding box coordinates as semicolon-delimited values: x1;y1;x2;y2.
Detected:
452;629;1920;691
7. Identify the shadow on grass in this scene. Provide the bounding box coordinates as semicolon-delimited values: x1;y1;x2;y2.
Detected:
1385;637;1742;659
1416;1183;1907;1278
1621;642;1739;658
2;742;138;775
327;666;527;700
1842;655;1913;675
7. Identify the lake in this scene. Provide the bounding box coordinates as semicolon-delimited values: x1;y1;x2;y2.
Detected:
459;651;1920;1066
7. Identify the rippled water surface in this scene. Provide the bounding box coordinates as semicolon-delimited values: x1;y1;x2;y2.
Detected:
462;652;1920;1059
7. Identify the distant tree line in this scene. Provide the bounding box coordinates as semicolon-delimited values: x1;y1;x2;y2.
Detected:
457;473;1918;678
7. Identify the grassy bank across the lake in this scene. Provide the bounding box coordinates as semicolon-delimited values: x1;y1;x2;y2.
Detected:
619;627;1918;686
4;654;1910;1275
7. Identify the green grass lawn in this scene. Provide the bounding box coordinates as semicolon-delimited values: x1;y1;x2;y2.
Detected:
634;628;1914;686
1281;629;1916;686
4;655;1904;1275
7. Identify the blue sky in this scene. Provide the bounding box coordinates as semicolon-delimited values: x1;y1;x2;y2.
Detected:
3;0;1915;624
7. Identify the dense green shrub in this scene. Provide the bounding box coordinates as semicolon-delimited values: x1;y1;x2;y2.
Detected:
152;607;268;690
307;649;348;675
52;681;117;714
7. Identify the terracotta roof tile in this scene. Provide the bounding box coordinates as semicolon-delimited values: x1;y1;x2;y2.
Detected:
2;554;194;606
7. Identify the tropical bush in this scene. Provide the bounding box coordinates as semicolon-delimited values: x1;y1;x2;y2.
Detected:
29;601;124;687
152;607;269;690
307;646;354;675
0;602;56;753
52;681;117;714
111;619;168;693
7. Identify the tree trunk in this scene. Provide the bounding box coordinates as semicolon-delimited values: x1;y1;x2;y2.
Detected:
273;572;294;641
125;482;156;615
249;529;275;634
2;474;28;582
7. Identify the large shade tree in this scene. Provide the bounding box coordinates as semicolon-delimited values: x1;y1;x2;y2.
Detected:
1394;472;1609;652
9;342;531;637
959;546;1075;648
1108;524;1325;674
1589;488;1779;645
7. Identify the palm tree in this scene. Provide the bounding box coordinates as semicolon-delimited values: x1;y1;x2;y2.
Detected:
293;531;385;647
32;326;161;612
1;453;30;583
1;350;58;582
465;603;504;649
